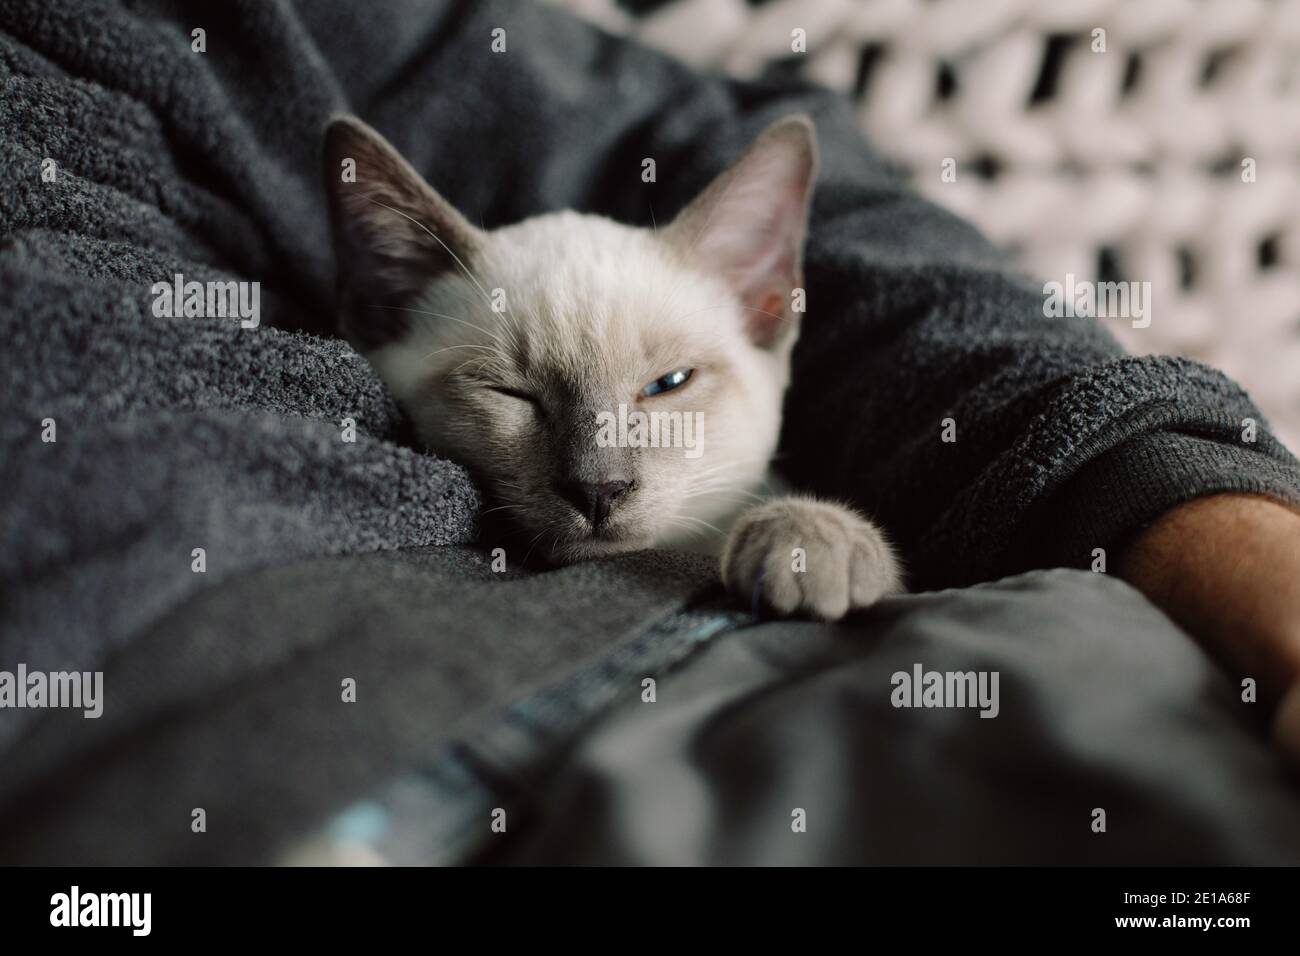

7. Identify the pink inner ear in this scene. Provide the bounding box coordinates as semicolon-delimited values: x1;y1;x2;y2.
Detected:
680;133;812;348
688;193;803;344
707;205;800;347
661;118;817;348
748;289;788;347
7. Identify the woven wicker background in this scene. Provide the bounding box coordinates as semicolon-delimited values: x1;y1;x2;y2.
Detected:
553;0;1300;449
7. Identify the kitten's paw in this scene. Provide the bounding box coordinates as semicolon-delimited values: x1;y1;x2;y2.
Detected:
721;497;903;621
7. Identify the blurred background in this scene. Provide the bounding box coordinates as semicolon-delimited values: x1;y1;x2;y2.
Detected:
553;0;1300;449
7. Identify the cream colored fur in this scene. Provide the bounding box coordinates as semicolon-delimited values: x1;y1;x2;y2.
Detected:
325;114;903;618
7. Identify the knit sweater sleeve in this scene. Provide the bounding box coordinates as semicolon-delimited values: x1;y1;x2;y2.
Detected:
535;22;1300;591
768;97;1300;589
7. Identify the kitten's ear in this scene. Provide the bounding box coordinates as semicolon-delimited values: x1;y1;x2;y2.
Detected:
322;114;482;344
663;115;818;348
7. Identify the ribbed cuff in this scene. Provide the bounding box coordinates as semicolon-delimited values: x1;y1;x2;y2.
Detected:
1030;431;1300;570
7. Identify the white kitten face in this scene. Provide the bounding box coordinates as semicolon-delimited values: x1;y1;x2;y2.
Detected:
367;213;790;561
324;115;817;564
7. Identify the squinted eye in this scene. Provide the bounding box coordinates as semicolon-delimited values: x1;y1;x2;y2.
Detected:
488;385;538;403
641;368;693;397
489;385;542;409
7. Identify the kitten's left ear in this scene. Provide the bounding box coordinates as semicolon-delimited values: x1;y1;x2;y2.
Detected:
663;115;818;348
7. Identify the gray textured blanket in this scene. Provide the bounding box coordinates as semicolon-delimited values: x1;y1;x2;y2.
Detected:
0;2;481;753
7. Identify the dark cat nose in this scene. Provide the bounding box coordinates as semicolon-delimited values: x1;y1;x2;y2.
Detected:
557;479;632;527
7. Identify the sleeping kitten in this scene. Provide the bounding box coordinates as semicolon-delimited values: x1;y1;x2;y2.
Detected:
322;114;902;619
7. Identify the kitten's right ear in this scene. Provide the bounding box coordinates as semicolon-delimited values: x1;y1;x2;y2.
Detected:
322;115;481;345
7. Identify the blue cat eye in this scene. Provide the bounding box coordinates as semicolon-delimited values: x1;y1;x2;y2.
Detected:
641;368;693;397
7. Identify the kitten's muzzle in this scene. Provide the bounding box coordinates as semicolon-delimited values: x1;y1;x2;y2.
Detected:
556;478;633;530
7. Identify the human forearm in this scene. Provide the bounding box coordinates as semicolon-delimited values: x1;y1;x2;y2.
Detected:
1118;493;1300;754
